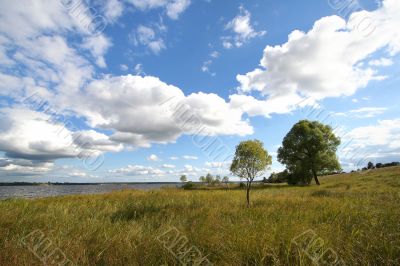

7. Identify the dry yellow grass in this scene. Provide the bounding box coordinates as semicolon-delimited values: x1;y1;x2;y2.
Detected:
0;167;399;265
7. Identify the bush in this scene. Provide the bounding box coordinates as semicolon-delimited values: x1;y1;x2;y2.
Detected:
182;181;195;190
267;171;289;183
267;170;311;185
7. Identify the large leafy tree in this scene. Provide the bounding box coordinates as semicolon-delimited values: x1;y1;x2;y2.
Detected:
278;120;341;185
230;140;272;207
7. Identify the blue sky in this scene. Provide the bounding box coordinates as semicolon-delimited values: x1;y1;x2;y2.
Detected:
0;0;399;182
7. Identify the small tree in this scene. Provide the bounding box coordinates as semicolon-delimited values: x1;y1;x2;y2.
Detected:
278;120;341;185
180;175;187;183
222;176;229;187
205;173;214;185
199;176;206;183
367;161;374;169
213;175;221;186
230;140;272;207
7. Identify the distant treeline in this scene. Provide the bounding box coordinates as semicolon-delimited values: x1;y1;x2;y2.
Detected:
264;161;400;184
0;182;44;186
360;161;400;171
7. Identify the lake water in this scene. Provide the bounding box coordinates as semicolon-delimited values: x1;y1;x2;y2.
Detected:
0;183;181;199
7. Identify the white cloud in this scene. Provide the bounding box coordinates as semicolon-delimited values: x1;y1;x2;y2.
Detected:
334;107;387;118
368;57;394;66
132;25;166;54
201;61;210;72
201;51;220;76
0;0;118;170
0;108;120;161
0;158;53;176
0;0;110;61
69;170;88;177
0;1;252;159
147;154;160;161
126;0;191;20
162;164;176;168
184;92;253;135
351;97;370;103
0;1;112;107
183;164;196;172
110;164;165;176
135;24;156;43
13;35;94;96
103;0;124;22
73;130;123;153
236;0;400;117
0;0;205;179
201;60;215;76
0;35;15;65
229;93;307;118
224;5;266;48
0;1;73;40
349;107;387;118
166;0;191;20
210;51;220;58
120;64;129;71
222;40;233;49
81;35;112;68
67;75;253;148
0;108;77;160
148;39;166;54
134;63;145;75
183;155;198;160
340;119;400;167
108;163;230;180
170;156;179;160
205;161;228;168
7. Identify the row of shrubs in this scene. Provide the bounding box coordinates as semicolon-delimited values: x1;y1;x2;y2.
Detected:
263;161;400;184
182;173;230;190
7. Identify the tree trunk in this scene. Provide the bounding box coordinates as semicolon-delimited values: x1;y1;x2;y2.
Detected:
246;181;251;207
312;169;320;185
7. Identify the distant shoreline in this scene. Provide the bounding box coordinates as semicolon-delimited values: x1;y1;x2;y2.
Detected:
0;182;184;186
0;181;244;187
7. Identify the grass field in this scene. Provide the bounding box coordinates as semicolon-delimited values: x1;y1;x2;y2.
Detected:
0;167;399;265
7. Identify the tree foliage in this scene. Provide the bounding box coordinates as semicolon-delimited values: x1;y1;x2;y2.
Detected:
277;120;341;185
367;161;374;169
180;175;187;183
230;140;272;207
205;173;214;184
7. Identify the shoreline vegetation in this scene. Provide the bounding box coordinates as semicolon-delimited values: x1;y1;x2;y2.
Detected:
1;166;399;265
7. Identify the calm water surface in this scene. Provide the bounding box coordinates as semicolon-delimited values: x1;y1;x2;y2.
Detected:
0;183;181;199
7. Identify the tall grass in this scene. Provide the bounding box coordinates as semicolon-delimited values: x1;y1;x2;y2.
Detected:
0;167;399;265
